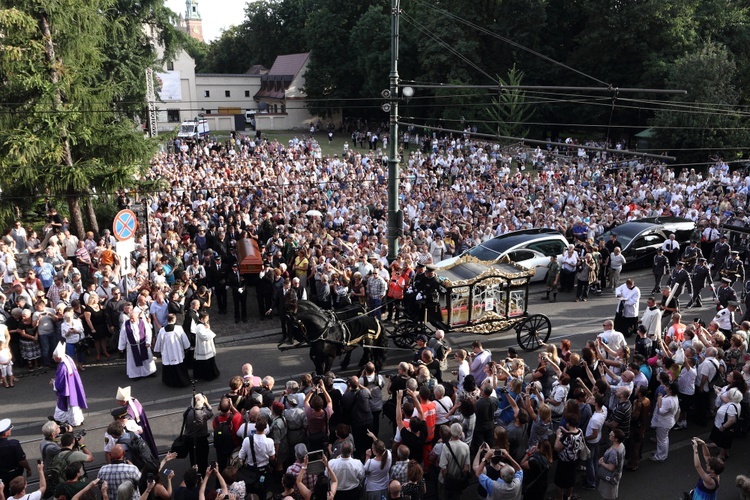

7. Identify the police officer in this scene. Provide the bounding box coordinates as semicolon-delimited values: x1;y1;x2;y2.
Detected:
652;248;670;294
681;240;703;273
0;419;31;498
721;250;745;285
715;277;738;310
687;257;710;308
713;300;740;336
710;235;731;278
668;261;692;298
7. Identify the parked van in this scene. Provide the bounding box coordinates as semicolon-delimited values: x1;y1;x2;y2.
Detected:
177;119;209;140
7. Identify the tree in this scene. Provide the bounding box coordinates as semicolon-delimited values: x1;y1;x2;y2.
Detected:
0;0;177;235
486;65;535;139
650;41;750;163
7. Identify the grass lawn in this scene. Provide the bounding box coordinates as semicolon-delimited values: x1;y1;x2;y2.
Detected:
212;130;373;157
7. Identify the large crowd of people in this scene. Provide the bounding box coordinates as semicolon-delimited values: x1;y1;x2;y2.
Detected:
1;129;750;500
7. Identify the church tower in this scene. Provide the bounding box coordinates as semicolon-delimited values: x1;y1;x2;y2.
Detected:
184;0;203;42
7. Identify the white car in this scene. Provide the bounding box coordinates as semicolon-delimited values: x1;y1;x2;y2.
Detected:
436;229;569;282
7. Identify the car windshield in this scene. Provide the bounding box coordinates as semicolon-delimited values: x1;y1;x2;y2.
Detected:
179;124;196;134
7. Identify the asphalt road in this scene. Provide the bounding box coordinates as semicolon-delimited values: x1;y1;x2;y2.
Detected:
6;266;748;499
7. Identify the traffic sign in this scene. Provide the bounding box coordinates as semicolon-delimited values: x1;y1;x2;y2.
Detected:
113;209;138;241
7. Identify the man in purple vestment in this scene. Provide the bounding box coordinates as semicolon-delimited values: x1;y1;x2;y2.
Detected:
51;342;87;426
115;386;158;458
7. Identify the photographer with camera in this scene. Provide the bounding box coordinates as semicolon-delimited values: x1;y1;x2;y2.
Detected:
44;430;94;499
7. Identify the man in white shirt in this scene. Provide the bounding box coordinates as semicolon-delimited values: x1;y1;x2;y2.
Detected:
582;395;608;489
328;442;364;500
597;320;627;358
238;418;275;499
615;279;641;338
454;349;470;387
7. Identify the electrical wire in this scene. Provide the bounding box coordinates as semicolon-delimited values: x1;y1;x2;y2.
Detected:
410;0;611;87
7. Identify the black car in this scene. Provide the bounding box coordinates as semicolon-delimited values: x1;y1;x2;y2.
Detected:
598;217;696;270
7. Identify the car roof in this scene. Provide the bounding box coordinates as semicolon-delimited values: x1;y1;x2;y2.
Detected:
474;229;566;254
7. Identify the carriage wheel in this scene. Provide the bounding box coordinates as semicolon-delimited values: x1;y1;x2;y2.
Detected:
390;321;420;348
516;314;551;351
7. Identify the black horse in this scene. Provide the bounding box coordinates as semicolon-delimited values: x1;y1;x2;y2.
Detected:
288;300;388;374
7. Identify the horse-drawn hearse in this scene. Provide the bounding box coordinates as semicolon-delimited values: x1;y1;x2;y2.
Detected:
280;255;551;374
391;255;552;351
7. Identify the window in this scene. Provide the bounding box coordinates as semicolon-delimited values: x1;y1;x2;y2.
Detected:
225;90;231;98
204;90;210;98
166;61;174;71
166;109;181;123
527;239;568;257
507;250;535;262
245;90;250;98
204;110;211;115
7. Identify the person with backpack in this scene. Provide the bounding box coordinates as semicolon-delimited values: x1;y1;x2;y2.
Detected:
44;432;93;500
106;422;157;472
212;397;242;473
269;402;289;472
283;398;307;461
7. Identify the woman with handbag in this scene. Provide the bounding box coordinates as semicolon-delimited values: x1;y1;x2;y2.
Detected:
597;429;625;499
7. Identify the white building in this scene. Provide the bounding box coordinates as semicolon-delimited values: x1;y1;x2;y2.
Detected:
153;2;318;134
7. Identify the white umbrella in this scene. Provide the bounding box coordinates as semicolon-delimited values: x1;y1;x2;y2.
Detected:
305;209;323;217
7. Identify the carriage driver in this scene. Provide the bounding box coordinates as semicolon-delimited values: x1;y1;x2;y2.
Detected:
414;264;440;323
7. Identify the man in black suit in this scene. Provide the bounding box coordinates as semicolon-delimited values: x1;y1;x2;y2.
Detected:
206;255;228;314
227;261;247;323
181;298;201;367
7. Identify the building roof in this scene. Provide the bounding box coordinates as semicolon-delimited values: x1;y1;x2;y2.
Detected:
246;65;268;75
268;53;310;77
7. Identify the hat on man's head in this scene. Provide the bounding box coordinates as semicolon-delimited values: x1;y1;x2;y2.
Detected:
116;386;132;402
728;300;740;307
0;419;12;434
676;261;684;266
416;334;428;343
231;262;238;268
722;277;732;283
731;250;739;255
111;406;129;420
272;402;285;413
416;262;425;268
425;264;436;272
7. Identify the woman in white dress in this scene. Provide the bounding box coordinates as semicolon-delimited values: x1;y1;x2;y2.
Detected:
118;309;156;379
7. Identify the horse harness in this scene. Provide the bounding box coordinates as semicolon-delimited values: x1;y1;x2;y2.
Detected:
289;308;381;347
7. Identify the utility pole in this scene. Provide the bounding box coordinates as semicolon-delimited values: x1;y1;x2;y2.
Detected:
386;0;401;261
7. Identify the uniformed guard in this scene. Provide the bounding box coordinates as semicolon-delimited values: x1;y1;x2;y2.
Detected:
404;262;426;319
543;254;561;302
721;250;745;285
713;300;740;336
414;264;440;323
668;261;692;297
652;248;670;294
681;240;703;273
686;257;710;308
710;234;731;278
715;277;738;310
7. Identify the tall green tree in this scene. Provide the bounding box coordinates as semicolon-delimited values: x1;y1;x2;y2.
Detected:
651;41;750;163
0;0;178;235
486;65;535;139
